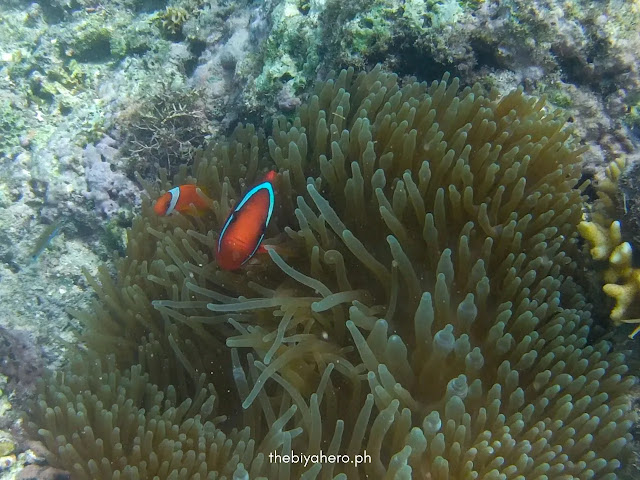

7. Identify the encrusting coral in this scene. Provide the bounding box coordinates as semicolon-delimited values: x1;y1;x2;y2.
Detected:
29;66;635;479
578;157;640;338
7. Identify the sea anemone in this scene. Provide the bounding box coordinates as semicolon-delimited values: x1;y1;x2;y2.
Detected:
30;66;635;479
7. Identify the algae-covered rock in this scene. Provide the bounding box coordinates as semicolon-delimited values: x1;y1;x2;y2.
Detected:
252;0;321;98
0;432;15;457
64;16;113;61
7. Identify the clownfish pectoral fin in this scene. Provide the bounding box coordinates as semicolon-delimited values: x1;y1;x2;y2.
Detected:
184;187;213;215
262;242;297;260
184;204;206;216
258;244;292;258
194;187;214;209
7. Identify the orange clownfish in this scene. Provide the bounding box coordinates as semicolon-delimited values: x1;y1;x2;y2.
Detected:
216;170;277;271
153;184;209;216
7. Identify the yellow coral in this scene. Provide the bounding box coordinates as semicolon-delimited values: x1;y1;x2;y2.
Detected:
604;279;637;321
600;156;627;193
155;6;189;36
577;219;620;260
579;156;640;338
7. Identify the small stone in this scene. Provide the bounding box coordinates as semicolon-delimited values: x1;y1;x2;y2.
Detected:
23;440;49;465
19;465;71;480
0;435;15;457
0;454;16;471
219;51;237;71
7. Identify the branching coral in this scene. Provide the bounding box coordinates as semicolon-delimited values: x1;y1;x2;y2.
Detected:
30;66;635;479
119;83;213;179
155;6;189;38
578;157;640;337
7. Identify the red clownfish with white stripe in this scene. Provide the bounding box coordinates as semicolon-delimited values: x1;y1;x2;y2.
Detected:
215;170;277;271
153;184;210;216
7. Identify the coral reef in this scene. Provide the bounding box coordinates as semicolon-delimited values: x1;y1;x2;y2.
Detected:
84;136;142;219
155;6;190;39
0;326;45;401
3;0;638;235
578;157;640;338
118;84;215;179
617;158;640;253
0;332;69;479
1;0;639;477
0;92;29;159
29;67;635;478
0;379;17;479
220;0;640;171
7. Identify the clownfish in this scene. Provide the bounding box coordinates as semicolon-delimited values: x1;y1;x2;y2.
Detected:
153;184;210;216
216;170;277;271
